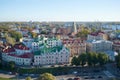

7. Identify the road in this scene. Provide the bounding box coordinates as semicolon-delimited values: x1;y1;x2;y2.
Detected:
105;63;120;77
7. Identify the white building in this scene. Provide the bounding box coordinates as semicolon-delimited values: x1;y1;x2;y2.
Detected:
22;37;62;51
33;45;70;65
86;40;113;52
104;50;118;61
22;38;34;49
33;37;70;65
2;45;33;66
2;37;70;66
87;31;108;41
14;44;31;55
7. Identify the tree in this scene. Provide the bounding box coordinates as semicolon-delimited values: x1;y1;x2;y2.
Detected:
9;31;22;42
78;53;87;67
37;73;56;80
41;31;47;34
30;31;37;38
87;52;93;66
76;27;90;38
71;56;80;66
115;53;120;68
25;76;32;80
8;61;15;71
6;36;15;46
98;53;109;66
91;52;98;66
91;27;96;32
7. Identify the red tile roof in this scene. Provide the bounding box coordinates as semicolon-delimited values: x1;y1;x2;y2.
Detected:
14;44;29;50
90;31;104;36
8;53;33;58
3;47;15;53
62;39;84;44
114;42;120;45
18;53;33;58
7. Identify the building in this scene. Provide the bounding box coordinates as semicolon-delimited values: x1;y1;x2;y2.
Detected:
33;37;70;65
2;36;70;66
113;41;120;52
104;50;118;61
62;38;86;56
86;40;113;52
33;45;69;65
73;22;77;34
87;31;108;41
2;45;33;65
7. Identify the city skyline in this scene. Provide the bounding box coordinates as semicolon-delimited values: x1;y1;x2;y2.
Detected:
0;0;120;22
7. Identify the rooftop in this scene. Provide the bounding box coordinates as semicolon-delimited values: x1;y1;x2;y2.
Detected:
34;45;65;55
90;31;104;36
3;47;15;53
8;53;33;58
14;44;29;50
87;40;112;44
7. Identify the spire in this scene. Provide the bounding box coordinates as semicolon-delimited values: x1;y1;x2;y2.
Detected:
73;22;77;33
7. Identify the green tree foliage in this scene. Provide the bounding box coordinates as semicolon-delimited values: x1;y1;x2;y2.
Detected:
8;61;15;71
87;52;93;66
41;31;47;34
71;56;80;66
30;31;37;38
91;52;98;66
76;28;90;38
38;73;56;80
78;53;87;67
98;53;109;66
72;52;109;67
115;53;120;68
91;27;96;32
6;36;15;46
25;76;32;80
9;31;22;42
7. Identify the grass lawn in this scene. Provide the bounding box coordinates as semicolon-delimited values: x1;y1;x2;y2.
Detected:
0;77;13;80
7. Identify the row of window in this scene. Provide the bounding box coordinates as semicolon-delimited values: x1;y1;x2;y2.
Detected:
35;55;68;59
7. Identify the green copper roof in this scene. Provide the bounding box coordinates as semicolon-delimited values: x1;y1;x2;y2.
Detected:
47;37;58;41
34;37;43;42
34;45;63;55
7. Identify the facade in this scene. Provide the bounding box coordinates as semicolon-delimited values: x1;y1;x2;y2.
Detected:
2;46;33;65
104;50;118;61
33;37;70;65
2;37;70;66
86;40;113;52
113;41;120;52
33;46;69;65
87;31;108;41
62;38;86;56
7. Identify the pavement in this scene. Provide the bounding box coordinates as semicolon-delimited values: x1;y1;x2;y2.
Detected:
0;73;15;78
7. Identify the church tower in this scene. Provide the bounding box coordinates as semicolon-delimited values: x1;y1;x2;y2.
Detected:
73;22;77;33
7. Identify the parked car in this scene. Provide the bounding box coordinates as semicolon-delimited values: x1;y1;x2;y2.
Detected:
67;78;73;80
74;77;80;80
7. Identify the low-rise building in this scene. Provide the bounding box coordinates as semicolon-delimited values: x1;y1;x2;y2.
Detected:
86;40;113;52
33;37;70;65
87;31;108;41
62;38;86;56
33;45;70;65
2;47;33;65
104;50;118;61
113;41;120;52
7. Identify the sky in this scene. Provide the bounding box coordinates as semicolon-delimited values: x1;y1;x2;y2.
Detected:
0;0;120;22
